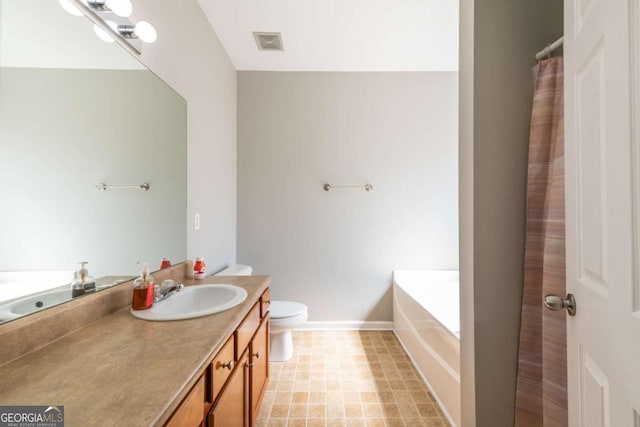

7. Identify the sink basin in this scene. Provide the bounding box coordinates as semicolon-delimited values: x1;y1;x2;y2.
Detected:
0;287;72;322
130;284;248;321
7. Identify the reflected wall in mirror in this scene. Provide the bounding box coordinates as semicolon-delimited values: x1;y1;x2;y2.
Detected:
0;0;187;323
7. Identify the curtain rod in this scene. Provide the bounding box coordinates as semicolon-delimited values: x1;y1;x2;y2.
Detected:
535;36;564;61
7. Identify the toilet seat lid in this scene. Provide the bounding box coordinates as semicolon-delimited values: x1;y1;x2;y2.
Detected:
270;300;307;319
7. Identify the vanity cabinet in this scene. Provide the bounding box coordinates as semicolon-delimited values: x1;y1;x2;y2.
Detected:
166;288;270;427
249;315;269;426
208;350;249;427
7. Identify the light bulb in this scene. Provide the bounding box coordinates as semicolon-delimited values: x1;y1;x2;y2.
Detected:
134;21;157;43
93;20;117;43
104;0;132;17
59;0;83;16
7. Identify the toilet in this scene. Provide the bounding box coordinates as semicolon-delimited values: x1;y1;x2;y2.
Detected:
214;264;308;362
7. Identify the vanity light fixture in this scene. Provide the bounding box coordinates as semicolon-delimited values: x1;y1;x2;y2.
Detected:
92;20;156;44
59;0;132;18
59;0;84;16
116;21;158;43
87;0;133;18
58;0;157;54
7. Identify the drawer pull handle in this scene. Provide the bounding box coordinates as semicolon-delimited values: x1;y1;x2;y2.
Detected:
221;360;233;370
264;300;271;304
253;351;260;359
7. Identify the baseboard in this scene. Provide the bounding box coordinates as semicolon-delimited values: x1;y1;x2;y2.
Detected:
296;321;393;331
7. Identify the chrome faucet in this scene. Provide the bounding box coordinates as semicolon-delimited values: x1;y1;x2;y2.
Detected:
154;280;184;303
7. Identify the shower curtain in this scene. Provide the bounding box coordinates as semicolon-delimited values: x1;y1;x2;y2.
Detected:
515;57;567;427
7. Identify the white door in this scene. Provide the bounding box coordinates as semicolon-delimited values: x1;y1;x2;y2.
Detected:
564;0;640;425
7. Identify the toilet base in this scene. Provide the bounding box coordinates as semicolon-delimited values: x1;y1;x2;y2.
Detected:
270;329;294;362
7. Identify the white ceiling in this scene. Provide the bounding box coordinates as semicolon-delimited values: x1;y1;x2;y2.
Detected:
196;0;459;72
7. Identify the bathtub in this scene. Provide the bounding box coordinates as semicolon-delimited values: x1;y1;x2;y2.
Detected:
393;270;460;427
0;271;73;303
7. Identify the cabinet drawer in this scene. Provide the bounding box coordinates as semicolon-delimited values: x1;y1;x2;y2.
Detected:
235;303;260;359
211;335;235;402
260;288;270;318
166;375;204;427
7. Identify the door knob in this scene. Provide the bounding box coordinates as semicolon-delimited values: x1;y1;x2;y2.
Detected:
543;293;576;316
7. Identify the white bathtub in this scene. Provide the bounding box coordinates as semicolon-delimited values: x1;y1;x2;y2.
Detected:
0;271;74;303
393;270;460;427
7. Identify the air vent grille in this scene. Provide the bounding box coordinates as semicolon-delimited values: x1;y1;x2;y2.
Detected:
253;32;284;51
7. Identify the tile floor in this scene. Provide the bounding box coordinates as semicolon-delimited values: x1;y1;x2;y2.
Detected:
255;330;451;427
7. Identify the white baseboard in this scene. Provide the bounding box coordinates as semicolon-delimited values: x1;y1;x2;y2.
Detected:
296;321;393;331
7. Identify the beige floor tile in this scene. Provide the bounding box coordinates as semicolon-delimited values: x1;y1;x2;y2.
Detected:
362;404;383;418
293;391;310;404
308;419;327;427
385;418;405;427
275;392;293;404
326;391;343;403
311;380;326;391
263;331;450;427
327;403;346;418
359;392;378;403
309;391;326;403
309;404;327;418
380;403;401;418
397;402;420;419
343;391;361;403
290;404;309;418
270;404;290;418
294;381;311;392
288;418;307;427
415;403;439;418
344;404;364;418
423;419;447;427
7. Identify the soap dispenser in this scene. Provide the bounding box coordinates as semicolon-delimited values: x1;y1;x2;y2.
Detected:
70;270;84;298
132;262;155;311
70;261;96;298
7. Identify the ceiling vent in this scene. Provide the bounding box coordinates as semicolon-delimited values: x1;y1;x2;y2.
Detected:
253;32;284;51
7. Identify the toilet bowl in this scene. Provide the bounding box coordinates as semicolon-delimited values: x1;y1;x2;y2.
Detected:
269;300;308;362
214;264;308;362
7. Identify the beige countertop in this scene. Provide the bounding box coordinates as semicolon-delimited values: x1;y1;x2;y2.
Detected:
0;275;270;427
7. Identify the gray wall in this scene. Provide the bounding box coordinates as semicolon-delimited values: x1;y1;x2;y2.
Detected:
459;0;563;425
238;72;458;322
131;0;238;272
0;68;186;277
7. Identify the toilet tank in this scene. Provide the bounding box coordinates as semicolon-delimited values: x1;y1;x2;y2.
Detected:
214;264;253;276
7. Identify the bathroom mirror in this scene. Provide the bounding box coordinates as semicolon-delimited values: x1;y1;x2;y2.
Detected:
0;0;187;322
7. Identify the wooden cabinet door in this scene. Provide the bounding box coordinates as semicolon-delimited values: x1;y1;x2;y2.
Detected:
208;351;248;427
166;375;205;427
249;316;269;426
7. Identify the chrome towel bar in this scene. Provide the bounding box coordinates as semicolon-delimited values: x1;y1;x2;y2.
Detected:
95;183;150;191
323;183;373;192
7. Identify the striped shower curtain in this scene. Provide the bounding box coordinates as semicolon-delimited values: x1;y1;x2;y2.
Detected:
515;57;567;427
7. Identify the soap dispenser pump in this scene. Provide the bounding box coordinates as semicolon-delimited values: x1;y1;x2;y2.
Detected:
132;262;155;311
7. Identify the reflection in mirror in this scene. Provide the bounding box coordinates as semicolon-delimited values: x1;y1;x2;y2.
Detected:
0;0;187;323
